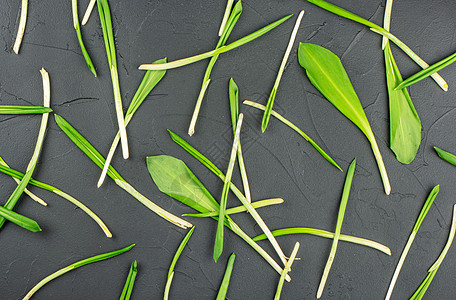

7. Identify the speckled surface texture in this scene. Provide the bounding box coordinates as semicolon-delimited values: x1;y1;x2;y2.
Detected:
1;0;456;299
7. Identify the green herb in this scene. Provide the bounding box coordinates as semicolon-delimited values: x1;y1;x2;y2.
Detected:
168;130;288;267
97;58;167;187
229;79;251;202
119;260;138;300
317;158;356;299
97;0;129;159
216;253;236;300
146;155;290;281
13;0;28;54
214;114;243;262
396;51;456;91
164;226;195;300
183;198;283;217
410;204;456;300
54;114;192;229
0;105;52;114
252;227;391;255
188;1;242;136
385;185;439;300
304;0;447;91
0;69;50;231
434;146;456;166
139;14;293;70
0;157;46;206
81;0;96;25
0;156;112;238
72;0;97;76
218;0;235;36
23;244;135;300
243;100;341;171
261;10;305;132
0;205;41;232
298;43;390;194
274;242;299;300
382;4;421;164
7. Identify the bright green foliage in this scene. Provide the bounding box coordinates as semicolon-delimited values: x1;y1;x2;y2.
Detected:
435;147;456;166
216;253;236;300
119;260;138;300
0;105;52;114
72;0;97;76
0;205;41;232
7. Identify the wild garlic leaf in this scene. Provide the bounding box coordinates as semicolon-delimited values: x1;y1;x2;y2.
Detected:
298;43;390;195
0;205;41;232
435;146;456;166
0;105;52;114
384;42;421;164
216;253;236;300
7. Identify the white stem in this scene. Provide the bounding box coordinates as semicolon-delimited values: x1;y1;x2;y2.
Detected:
428;204;456;272
23;266;73;300
114;179;193;229
188;79;211;136
81;0;96;26
385;231;417;300
13;0;28;54
370;137;391;195
110;66;129;159
237;144;251;202
274;242;300;300
218;0;235;36
382;0;394;49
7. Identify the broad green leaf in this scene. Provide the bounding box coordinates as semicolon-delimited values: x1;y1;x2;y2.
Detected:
298;43;390;195
146;155;219;214
23;244;135;299
119;260;137;300
435;146;456;166
385;185;439;300
384;42;421;164
0;105;52;114
317;158;356;298
216;253;236;300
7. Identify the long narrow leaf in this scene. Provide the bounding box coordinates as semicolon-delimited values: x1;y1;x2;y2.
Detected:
23;244;135;299
54;114;192;229
183;198;283;217
243;100;341;171
304;0;447;91
188;1;242;136
0;105;52;114
98;58;167;187
298;43;390;194
72;0;97;77
139;14;293;70
0;205;41;232
385;185;439;300
97;0;129;159
253;227;391;255
216;253;236;300
0;69;50;231
317;158;356;298
435;146;456;166
119;260;138;300
274;242;299;300
262;10;305;132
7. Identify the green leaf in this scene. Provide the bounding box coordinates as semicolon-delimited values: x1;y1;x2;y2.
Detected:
139;14;293;70
0;205;41;232
0;105;52;114
317;158;356;298
243;100;342;171
164;226;195;300
23;244;135;299
119;260;138;300
435;146;456;166
298;43;390;195
216;253;236;300
384;42;421;164
72;0;97;77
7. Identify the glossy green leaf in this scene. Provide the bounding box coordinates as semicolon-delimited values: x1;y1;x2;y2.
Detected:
216;253;236;300
384;42;421;164
119;260;137;300
435;146;456;166
0;205;41;232
298;43;390;195
317;158;356;298
0;105;52;114
23;244;135;299
72;0;97;76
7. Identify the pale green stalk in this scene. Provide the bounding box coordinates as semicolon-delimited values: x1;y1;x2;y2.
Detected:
139;14;293;70
81;0;96;25
216;253;236;300
262;10;305;132
163;272;174;300
23;244;135;299
214;114;243;262
0;68;50;230
274;242;299;300
0;205;41;232
183;198;283;217
188;79;210;136
317;158;356;299
381;0;393;49
244;100;341;171
385;185;440;300
13;0;28;54
218;0;235;36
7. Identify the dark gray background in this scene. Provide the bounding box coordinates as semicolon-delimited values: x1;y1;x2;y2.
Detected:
1;0;456;299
